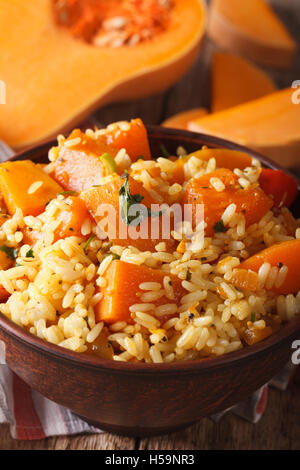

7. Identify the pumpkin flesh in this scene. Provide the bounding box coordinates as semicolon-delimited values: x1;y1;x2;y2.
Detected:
0;0;206;149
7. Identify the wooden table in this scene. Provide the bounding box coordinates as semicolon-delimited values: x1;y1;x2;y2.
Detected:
1;0;300;450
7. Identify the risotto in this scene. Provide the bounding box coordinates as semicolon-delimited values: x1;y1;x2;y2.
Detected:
0;118;299;363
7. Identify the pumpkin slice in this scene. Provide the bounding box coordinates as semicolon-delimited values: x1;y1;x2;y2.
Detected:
208;0;297;68
162;108;208;130
0;160;62;216
236;239;300;295
95;260;186;324
22;196;92;245
80;174;176;252
189;88;300;168
212;52;277;112
182;168;274;236
168;148;253;185
51;119;151;191
0;0;206;149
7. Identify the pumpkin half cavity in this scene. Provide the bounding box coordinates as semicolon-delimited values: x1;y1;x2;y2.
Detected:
52;0;173;47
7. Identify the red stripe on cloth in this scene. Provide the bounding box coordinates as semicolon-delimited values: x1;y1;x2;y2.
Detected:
256;386;268;415
12;373;46;440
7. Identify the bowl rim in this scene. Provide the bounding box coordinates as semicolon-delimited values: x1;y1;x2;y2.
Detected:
0;125;299;375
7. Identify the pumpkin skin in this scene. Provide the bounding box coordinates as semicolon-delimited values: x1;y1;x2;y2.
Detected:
0;0;206;149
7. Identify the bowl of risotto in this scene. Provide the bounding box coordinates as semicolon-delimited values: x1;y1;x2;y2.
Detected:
0;120;299;436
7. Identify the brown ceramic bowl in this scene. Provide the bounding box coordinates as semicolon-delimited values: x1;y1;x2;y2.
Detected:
0;126;299;437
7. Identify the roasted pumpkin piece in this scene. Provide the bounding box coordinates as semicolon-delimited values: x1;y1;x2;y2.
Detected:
55;196;92;240
243;326;273;345
182;168;273;236
22;196;92;245
100;119;151;161
230;269;259;292
51;119;151;192
259;169;298;209
95;260;186;324
85;328;114;360
51;140;108;193
0;160;62;216
169;149;253;185
80;174;176;252
238;239;300;295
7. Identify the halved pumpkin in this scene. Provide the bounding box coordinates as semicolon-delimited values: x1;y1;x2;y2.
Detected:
0;0;206;149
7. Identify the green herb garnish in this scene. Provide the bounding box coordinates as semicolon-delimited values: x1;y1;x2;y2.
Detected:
100;153;116;174
83;235;96;253
119;173;162;227
25;248;34;258
104;253;120;261
0;245;18;260
160;144;171;158
136;155;145;161
213;220;228;233
58;190;77;197
250;312;256;323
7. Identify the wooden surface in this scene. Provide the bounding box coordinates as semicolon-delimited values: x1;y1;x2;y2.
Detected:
1;381;300;450
1;0;300;450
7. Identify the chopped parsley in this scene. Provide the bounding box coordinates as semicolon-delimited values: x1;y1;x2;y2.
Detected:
58;190;77;197
25;248;34;258
104;253;120;261
83;235;96;253
213;220;228;233
119;173;162;226
250;312;256;323
0;245;18;260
